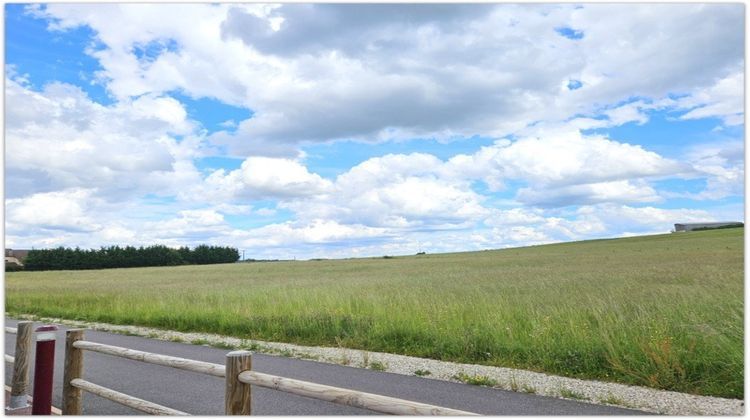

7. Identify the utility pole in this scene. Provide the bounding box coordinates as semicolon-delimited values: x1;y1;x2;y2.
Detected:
242;250;245;261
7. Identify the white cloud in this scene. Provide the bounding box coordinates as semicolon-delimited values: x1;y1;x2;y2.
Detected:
99;225;138;243
278;153;488;229
212;203;253;216
231;219;390;248
142;209;228;244
675;71;744;126
602;101;650;126
483;208;547;227
516;180;661;207
6;188;103;233
197;157;333;201
219;119;238;129
576;203;716;233
471;203;717;252
258;131;697;232
681;140;744;200
489;225;552;246
568;4;742;102
128;94;193;133
27;3;743;151
446;128;686;193
5;189;239;249
336;153;444;190
5;78;204;200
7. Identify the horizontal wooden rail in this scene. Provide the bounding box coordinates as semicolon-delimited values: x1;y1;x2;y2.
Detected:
5;354;15;364
73;340;225;377
67;335;474;416
6;326;18;334
70;379;187;415
237;371;479;416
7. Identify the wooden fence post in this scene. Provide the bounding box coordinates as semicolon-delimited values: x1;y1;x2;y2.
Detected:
8;321;33;409
62;330;85;415
225;351;252;415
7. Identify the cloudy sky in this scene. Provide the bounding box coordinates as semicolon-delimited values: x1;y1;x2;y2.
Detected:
4;3;745;259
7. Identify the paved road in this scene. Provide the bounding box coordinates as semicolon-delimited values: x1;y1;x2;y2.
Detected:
5;319;645;415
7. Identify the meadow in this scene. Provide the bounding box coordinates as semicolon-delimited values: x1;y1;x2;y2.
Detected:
5;229;743;399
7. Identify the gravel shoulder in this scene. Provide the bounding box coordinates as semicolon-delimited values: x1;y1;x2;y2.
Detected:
10;313;743;416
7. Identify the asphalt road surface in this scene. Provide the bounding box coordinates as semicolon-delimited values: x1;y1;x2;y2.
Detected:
4;319;645;415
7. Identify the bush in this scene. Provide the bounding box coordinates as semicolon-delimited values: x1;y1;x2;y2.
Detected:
5;263;24;272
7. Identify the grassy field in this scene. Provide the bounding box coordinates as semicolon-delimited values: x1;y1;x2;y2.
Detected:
5;229;744;399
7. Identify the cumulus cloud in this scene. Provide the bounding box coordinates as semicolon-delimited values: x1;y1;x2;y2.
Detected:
681;140;744;200
6;188;103;234
575;204;716;233
516;180;661;207
27;3;744;150
675;71;744;126
132;209;236;246
27;3;270;104
230;219;391;249
221;4;495;58
602;101;650;126
471;203;717;253
567;4;743;102
483;208;547;227
272;153;487;229
5;77;204;200
446;128;687;193
197;157;333;201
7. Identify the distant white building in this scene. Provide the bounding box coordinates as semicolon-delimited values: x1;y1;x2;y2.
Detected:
674;222;743;232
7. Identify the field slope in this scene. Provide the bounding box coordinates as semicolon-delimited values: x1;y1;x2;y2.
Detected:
5;229;743;399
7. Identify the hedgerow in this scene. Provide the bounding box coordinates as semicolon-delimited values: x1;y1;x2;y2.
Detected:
23;245;239;271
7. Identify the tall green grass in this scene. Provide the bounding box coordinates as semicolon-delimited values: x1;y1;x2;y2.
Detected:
5;229;743;398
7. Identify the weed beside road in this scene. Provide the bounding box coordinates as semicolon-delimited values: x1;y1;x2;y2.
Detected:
6;229;743;398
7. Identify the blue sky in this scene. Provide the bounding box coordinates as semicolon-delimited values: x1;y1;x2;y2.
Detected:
4;3;745;259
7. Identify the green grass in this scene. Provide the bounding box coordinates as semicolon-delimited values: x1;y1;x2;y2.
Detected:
368;361;387;371
5;229;743;398
599;392;629;407
294;352;319;361
278;349;294;357
509;375;519;392
453;372;498;387
213;341;235;350
559;387;588;400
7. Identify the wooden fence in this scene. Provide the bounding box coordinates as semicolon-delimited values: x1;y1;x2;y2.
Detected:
63;329;477;415
4;322;33;409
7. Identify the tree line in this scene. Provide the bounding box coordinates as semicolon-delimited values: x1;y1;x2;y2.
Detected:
22;245;240;271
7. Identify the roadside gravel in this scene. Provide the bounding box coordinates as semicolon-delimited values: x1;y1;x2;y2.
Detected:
11;314;743;416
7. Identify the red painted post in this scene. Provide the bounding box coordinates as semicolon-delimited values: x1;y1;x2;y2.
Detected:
31;325;58;415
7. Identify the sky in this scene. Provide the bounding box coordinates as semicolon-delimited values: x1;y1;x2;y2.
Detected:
4;3;745;260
